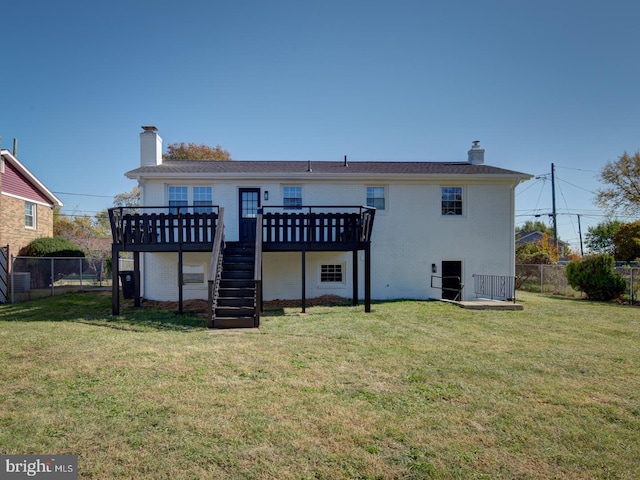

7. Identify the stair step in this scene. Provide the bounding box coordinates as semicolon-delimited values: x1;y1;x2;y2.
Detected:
212;317;257;329
224;256;254;264
215;306;255;317
223;262;254;271
222;270;253;280
217;297;254;307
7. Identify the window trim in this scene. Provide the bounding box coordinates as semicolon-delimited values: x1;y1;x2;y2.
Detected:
441;186;464;216
167;185;213;214
319;263;345;285
366;186;386;210
283;185;302;210
183;264;205;286
25;201;36;229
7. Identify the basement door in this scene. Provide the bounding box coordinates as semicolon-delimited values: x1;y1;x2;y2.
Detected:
239;188;260;242
441;260;462;301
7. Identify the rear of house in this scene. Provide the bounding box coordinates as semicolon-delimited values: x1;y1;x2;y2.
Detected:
115;127;530;312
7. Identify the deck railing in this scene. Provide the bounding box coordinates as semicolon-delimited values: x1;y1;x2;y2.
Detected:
472;274;516;302
109;206;220;248
261;206;375;246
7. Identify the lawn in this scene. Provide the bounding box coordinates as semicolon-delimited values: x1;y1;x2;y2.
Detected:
0;291;638;479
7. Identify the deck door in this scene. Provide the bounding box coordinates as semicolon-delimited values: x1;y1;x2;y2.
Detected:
239;188;260;242
441;261;462;300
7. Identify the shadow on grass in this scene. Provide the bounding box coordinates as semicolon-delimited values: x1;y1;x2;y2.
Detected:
0;291;207;332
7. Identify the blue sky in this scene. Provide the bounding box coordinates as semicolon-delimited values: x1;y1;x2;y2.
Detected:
2;0;639;251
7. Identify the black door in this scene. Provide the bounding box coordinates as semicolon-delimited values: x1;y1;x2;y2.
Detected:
442;261;462;300
239;188;260;242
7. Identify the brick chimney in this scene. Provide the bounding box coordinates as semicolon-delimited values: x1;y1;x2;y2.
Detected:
140;126;162;167
467;140;484;165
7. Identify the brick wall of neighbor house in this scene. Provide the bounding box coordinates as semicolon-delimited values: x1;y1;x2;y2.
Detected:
0;195;53;254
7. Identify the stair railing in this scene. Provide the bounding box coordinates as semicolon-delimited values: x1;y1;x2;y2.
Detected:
254;212;263;326
207;207;225;327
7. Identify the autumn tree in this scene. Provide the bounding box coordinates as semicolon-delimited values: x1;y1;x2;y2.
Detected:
113;185;140;207
585;220;624;256
613;221;640;262
516;232;561;264
596;151;640;216
163;142;232;161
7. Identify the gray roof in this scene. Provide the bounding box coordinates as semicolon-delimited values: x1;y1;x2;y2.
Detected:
127;160;530;178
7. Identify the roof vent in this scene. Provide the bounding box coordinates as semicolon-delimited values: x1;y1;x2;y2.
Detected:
307;159;312;172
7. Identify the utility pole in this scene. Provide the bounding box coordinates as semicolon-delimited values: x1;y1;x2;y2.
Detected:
551;163;558;250
577;214;584;256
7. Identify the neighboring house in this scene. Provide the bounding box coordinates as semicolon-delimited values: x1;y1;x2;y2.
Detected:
109;127;531;327
516;231;569;259
0;148;63;256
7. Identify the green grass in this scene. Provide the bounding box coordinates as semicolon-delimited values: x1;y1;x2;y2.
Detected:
1;291;639;479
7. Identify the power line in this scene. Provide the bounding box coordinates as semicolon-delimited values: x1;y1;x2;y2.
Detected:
53;191;114;199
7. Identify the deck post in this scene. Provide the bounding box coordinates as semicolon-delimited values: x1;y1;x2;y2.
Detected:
352;249;358;306
365;243;371;313
301;248;306;313
178;248;183;314
133;252;141;308
111;246;119;315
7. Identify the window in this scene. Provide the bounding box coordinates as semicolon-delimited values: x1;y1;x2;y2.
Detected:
441;187;463;216
321;264;343;283
168;186;188;214
25;202;35;228
193;186;213;214
283;186;302;210
183;265;205;284
366;186;385;210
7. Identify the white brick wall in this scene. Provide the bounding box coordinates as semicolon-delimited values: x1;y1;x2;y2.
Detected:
139;178;517;302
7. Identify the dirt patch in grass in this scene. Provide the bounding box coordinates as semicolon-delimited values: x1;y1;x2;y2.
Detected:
126;294;351;314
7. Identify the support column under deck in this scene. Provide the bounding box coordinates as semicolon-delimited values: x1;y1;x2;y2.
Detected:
352;249;358;306
111;247;120;316
301;248;306;313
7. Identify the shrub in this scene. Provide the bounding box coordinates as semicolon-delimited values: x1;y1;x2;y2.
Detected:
19;237;85;257
17;238;85;289
566;254;626;301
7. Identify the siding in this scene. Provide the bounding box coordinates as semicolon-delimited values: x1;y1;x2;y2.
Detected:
2;162;52;204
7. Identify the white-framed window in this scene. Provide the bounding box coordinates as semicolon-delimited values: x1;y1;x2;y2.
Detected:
320;264;343;283
193;186;213;214
441;187;463;216
183;264;205;284
168;185;188;214
283;186;302;210
366;186;385;210
25;201;36;228
168;185;213;214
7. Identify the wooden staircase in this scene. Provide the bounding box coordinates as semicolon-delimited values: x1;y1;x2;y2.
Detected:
212;241;259;328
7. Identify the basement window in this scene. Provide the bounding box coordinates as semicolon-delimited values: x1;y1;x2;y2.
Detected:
183;265;205;284
320;264;343;283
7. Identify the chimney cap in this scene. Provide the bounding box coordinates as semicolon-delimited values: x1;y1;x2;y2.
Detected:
141;126;158;132
472;140;481;147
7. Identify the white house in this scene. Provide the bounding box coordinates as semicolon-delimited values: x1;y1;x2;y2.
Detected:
109;127;531;327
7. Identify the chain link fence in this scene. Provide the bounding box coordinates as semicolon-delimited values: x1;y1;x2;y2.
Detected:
10;256;134;303
516;264;640;303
